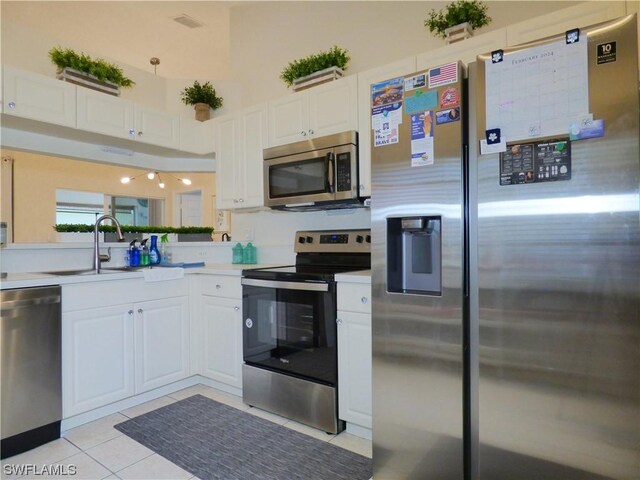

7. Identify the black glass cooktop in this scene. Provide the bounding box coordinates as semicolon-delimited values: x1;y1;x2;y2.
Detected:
242;264;365;282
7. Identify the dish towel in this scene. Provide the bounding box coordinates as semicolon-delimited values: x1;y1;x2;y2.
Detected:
143;267;185;282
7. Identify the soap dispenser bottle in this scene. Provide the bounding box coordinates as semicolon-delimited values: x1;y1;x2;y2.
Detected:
149;235;161;265
129;239;140;267
140;239;150;266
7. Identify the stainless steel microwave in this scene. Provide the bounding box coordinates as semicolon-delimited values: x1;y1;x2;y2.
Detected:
263;131;360;211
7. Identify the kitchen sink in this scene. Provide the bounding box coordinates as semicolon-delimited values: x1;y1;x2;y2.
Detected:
40;267;141;276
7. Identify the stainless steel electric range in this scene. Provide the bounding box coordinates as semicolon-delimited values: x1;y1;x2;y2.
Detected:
241;229;371;434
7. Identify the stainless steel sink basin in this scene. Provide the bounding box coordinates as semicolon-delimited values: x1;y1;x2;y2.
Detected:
41;267;139;276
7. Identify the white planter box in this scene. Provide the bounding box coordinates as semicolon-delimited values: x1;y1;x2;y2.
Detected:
445;22;473;44
292;67;344;92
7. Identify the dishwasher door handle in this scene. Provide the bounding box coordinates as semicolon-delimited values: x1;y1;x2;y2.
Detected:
0;294;61;311
241;278;329;292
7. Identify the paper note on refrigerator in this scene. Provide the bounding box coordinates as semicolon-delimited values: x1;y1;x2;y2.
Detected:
410;111;434;167
485;39;589;142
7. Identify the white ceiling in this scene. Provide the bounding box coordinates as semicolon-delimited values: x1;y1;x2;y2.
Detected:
1;1;233;79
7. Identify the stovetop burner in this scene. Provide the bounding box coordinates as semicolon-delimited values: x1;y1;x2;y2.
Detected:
242;229;371;282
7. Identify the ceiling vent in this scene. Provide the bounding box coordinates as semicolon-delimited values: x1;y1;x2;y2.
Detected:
171;14;204;29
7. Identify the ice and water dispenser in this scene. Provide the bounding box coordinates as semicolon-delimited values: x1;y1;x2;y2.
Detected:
387;216;442;296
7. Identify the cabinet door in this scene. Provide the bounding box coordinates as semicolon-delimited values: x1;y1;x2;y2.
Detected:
134;105;180;149
308;75;358;138
76;87;135;139
337;310;372;428
238;103;268;208
268;92;309;147
134;296;189;394
63;305;134;417
3;65;76;127
200;295;243;388
214;113;241;210
357;58;416;198
179;116;205;154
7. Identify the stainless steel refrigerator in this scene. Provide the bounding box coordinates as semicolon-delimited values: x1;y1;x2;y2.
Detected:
371;15;639;480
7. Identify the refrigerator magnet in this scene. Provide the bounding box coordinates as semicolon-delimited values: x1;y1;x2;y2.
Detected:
566;28;580;44
440;87;459;108
436;108;461;125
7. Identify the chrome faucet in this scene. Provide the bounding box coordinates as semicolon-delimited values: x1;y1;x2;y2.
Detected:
221;233;231;242
94;215;124;273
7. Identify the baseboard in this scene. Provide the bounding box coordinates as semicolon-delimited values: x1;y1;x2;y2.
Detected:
345;422;372;440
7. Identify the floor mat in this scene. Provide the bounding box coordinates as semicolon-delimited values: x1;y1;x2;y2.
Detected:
115;394;372;480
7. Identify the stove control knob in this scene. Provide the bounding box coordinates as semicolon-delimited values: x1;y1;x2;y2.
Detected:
306;236;314;243
356;235;364;243
366;235;371;243
298;236;306;244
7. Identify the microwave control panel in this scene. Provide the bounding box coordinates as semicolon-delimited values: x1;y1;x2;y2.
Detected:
336;152;352;192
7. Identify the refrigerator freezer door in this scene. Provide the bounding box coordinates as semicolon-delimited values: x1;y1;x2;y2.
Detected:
473;15;639;480
371;63;466;479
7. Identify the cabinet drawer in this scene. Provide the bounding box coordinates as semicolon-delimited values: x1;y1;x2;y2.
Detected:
200;275;242;299
337;283;372;314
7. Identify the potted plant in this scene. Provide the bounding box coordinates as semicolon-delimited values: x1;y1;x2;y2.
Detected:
425;0;491;43
54;224;214;242
49;47;135;96
280;45;350;91
180;81;224;122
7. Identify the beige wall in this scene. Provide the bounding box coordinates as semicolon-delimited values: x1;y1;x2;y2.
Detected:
229;1;582;106
1;149;216;243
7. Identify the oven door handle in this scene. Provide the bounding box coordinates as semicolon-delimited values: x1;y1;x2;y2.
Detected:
241;278;329;292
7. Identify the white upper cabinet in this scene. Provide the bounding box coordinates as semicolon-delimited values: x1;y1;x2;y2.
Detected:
76;87;135;139
2;65;76;127
134;105;180;150
308;74;358;138
357;57;416;198
268;75;358;147
215;103;267;210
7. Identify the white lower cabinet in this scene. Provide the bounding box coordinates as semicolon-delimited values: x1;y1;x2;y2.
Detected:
64;304;135;417
200;295;243;388
134;297;190;394
337;282;372;429
198;275;243;389
63;279;190;418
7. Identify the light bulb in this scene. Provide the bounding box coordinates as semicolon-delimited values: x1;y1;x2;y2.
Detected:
159;182;165;189
181;178;192;186
121;177;131;184
147;172;156;180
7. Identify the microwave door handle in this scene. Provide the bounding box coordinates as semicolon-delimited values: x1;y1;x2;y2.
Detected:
326;152;335;193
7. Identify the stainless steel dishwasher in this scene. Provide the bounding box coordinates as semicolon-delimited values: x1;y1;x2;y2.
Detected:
1;286;62;459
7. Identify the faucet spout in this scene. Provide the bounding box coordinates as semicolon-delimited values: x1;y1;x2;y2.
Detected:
94;215;124;273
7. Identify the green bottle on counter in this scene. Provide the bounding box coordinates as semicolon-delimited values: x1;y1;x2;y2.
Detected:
243;242;257;264
232;242;244;264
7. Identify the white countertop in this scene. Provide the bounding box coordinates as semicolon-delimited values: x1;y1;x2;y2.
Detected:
334;269;371;284
0;263;282;290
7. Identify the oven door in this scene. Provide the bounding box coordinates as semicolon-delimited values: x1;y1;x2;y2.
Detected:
241;278;337;386
263;147;335;207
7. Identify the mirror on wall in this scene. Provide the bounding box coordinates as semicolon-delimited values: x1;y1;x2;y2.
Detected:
0;149;218;243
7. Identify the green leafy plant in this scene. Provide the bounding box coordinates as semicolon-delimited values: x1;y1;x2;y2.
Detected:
54;224;213;234
180;81;223;110
48;47;135;87
425;0;491;39
280;45;350;88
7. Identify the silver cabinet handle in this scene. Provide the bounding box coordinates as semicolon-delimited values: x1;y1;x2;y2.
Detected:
301;131;307;136
128;309;134;315
361;297;368;304
234;306;240;311
8;101;16;109
233;199;238;204
137;308;143;314
216;284;221;289
308;129;314;135
242;277;329;292
137;131;143;136
129;128;135;136
336;318;343;325
239;198;244;203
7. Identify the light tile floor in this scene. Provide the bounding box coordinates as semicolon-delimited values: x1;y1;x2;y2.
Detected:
1;384;372;480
